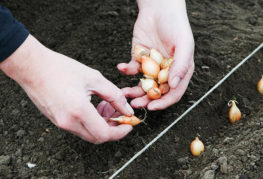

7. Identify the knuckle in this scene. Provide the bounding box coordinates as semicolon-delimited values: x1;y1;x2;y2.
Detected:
115;90;125;101
110;90;125;104
175;64;189;78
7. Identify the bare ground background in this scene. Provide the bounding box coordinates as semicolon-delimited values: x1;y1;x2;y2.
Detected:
0;0;263;178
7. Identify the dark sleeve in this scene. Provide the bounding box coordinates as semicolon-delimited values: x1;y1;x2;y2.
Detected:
0;6;29;62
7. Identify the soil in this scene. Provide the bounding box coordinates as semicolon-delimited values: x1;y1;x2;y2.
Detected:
0;0;263;178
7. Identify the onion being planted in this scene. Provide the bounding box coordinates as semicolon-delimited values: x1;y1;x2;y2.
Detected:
228;100;241;124
109;115;142;126
190;137;205;157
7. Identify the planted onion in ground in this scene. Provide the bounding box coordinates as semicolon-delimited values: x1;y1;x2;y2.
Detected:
228;100;241;124
109;115;141;126
190;137;205;157
159;83;170;94
158;68;169;84
150;48;163;64
147;87;161;99
140;78;158;92
160;58;174;69
257;76;263;94
134;45;149;63
141;56;160;79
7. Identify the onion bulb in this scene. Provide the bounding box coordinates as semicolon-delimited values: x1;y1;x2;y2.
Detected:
257;76;263;94
109;115;141;126
159;83;170;94
150;48;163;64
141;56;160;79
158;68;169;84
140;78;158;93
134;45;149;63
190;137;205;157
160;58;174;69
147;87;161;100
228;100;241;124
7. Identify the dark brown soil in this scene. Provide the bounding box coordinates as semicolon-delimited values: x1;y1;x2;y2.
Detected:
0;0;263;178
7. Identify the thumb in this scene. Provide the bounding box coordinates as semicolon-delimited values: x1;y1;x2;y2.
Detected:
168;43;194;88
91;72;134;116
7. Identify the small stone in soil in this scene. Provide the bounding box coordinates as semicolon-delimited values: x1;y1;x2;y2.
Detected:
218;156;227;165
0;155;11;165
16;129;26;138
202;170;215;179
220;163;228;174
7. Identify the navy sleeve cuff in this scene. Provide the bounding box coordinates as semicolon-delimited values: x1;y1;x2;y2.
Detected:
0;6;29;62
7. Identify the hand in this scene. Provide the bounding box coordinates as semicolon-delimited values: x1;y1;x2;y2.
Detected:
0;35;134;144
118;0;195;110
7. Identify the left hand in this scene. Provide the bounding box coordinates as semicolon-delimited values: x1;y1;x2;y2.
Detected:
117;0;195;110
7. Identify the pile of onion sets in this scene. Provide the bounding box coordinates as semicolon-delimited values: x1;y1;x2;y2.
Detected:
135;45;174;99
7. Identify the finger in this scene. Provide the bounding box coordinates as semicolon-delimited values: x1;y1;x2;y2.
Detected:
117;60;141;75
82;102;133;144
122;86;145;98
92;72;134;116
169;42;194;89
101;102;116;118
130;95;151;108
148;61;194;110
96;101;108;115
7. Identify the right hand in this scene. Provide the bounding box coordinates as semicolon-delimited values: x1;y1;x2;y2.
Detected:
0;35;134;144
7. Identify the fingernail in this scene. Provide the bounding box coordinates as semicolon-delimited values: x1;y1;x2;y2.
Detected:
125;103;134;116
170;76;180;88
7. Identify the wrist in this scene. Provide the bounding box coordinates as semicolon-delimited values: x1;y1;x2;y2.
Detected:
137;0;186;11
0;35;48;88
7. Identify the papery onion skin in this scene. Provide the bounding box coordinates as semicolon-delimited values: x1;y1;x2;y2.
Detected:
257;76;263;94
190;137;205;157
159;83;170;94
147;87;161;100
141;56;160;79
160;58;174;69
134;45;149;63
158;68;169;84
228;100;241;124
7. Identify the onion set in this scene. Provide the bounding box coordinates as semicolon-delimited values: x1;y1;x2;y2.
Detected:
190;137;205;157
257;76;263;94
109;115;142;126
228;100;241;124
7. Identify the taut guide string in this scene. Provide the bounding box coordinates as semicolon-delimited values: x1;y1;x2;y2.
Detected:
109;42;263;179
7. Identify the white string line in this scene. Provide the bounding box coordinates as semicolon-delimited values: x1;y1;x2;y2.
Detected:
109;42;263;179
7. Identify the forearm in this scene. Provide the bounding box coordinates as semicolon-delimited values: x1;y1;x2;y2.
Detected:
0;35;47;88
